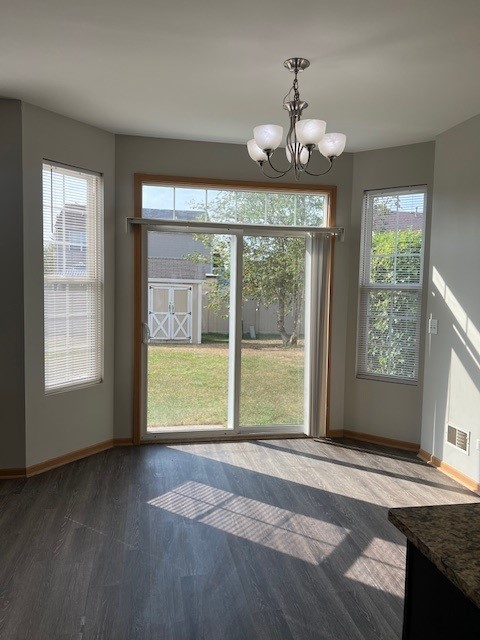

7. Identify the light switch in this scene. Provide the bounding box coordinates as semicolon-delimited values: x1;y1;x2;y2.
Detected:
428;318;438;334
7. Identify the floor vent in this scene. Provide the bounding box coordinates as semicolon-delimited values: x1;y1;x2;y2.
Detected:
447;425;470;453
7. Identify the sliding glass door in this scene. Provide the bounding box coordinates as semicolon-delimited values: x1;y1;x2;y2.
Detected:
139;227;328;440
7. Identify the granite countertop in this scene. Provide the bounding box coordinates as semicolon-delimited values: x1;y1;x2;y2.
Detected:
389;502;480;608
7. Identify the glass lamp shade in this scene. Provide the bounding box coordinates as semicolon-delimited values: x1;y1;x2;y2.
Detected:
318;133;347;158
247;139;268;162
295;119;326;145
286;145;309;165
253;124;283;151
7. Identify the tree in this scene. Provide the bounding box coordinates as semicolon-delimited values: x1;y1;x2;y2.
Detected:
43;241;56;274
367;227;423;377
188;191;325;346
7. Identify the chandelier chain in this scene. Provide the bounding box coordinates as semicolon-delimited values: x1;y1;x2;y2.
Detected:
292;71;299;105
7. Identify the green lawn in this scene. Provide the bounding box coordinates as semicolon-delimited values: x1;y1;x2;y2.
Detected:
147;337;304;428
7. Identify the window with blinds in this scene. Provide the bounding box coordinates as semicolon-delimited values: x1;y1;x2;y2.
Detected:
357;186;426;383
43;162;104;392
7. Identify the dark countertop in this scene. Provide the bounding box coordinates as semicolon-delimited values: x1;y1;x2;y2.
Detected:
389;502;480;608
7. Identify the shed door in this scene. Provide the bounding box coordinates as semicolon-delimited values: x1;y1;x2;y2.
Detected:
149;285;170;340
148;284;192;342
171;287;192;340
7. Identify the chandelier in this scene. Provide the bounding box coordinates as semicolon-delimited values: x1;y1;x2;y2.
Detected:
247;58;346;180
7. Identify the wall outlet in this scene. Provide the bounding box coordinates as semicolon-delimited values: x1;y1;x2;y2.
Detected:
428;318;438;334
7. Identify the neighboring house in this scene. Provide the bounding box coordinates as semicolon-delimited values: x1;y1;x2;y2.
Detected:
143;208;288;343
43;203;90;345
144;208;211;344
375;209;424;232
145;209;211;281
52;203;88;275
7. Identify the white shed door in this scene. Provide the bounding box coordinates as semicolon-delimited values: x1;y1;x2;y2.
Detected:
149;284;192;341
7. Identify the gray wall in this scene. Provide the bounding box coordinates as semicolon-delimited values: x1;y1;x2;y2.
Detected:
114;136;353;439
344;142;435;444
0;100;26;469
421;114;480;482
21;104;116;467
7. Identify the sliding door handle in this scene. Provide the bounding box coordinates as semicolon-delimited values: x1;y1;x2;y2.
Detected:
142;322;151;344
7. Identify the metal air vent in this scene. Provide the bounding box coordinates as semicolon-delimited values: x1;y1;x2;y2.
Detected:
447;425;470;454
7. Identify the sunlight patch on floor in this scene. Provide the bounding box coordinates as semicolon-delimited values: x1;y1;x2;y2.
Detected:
148;481;348;564
344;538;406;597
165;445;399;507
165;442;474;508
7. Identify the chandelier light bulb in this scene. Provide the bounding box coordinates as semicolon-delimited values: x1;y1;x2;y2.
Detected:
253;124;283;151
247;139;268;162
286;145;309;165
318;133;347;158
295;119;326;146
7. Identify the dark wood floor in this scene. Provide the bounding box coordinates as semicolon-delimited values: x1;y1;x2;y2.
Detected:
0;439;478;640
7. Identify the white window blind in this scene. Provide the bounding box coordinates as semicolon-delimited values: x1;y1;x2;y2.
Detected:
43;162;104;392
357;186;426;383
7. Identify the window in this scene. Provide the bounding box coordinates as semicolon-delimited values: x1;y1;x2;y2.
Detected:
43;162;104;392
142;185;326;226
357;186;426;383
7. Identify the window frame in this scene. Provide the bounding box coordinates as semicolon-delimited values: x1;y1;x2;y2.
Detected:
42;161;104;394
132;174;339;444
356;185;427;385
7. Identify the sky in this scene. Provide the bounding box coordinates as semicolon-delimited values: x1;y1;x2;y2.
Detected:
143;186;208;211
142;186;326;215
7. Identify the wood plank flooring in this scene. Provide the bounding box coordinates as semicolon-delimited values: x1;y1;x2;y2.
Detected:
0;438;478;640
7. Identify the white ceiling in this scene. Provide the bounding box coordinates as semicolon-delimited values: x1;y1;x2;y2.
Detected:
1;0;480;151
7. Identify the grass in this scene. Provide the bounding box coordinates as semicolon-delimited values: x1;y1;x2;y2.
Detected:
200;332;281;344
147;336;304;428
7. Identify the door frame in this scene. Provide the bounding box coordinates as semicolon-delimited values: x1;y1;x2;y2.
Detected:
132;174;339;444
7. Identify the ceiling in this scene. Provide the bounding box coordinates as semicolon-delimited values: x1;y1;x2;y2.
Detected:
1;0;480;152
